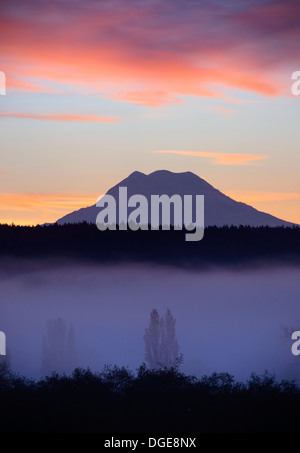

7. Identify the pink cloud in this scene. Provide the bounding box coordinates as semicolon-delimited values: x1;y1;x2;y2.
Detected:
0;0;298;106
114;90;183;108
8;77;56;93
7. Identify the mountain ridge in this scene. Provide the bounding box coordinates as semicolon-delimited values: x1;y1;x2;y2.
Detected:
56;170;295;227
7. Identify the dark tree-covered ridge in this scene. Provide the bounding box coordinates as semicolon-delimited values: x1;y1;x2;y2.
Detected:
0;365;299;433
0;223;299;267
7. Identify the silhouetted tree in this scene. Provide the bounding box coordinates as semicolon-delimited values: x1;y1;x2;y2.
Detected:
41;318;76;376
144;309;161;369
144;308;180;369
160;308;180;368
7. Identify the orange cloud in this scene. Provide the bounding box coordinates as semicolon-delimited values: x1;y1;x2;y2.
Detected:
0;112;120;123
0;193;96;213
225;190;300;203
225;190;300;224
0;192;98;225
154;150;268;166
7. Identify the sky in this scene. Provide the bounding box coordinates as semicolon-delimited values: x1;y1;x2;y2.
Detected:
0;0;299;225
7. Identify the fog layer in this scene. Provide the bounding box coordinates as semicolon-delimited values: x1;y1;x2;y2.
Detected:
0;262;299;381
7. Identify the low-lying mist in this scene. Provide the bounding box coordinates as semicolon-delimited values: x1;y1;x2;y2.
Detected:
0;260;299;382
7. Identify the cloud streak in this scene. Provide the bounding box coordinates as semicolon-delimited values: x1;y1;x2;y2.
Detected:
225;190;300;203
0;112;120;123
154;150;268;166
0;193;98;225
0;193;96;213
114;90;183;108
212;106;237;117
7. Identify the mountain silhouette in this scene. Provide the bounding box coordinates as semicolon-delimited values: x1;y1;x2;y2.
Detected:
56;170;294;227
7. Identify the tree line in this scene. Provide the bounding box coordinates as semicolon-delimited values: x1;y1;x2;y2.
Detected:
0;223;299;266
1;308;299;432
0;359;299;432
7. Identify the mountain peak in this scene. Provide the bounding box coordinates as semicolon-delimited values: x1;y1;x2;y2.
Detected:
56;170;295;227
127;170;146;179
149;169;186;176
127;170;199;180
148;170;199;179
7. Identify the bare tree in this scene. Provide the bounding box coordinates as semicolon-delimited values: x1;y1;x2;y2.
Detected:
144;308;180;369
42;318;76;376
